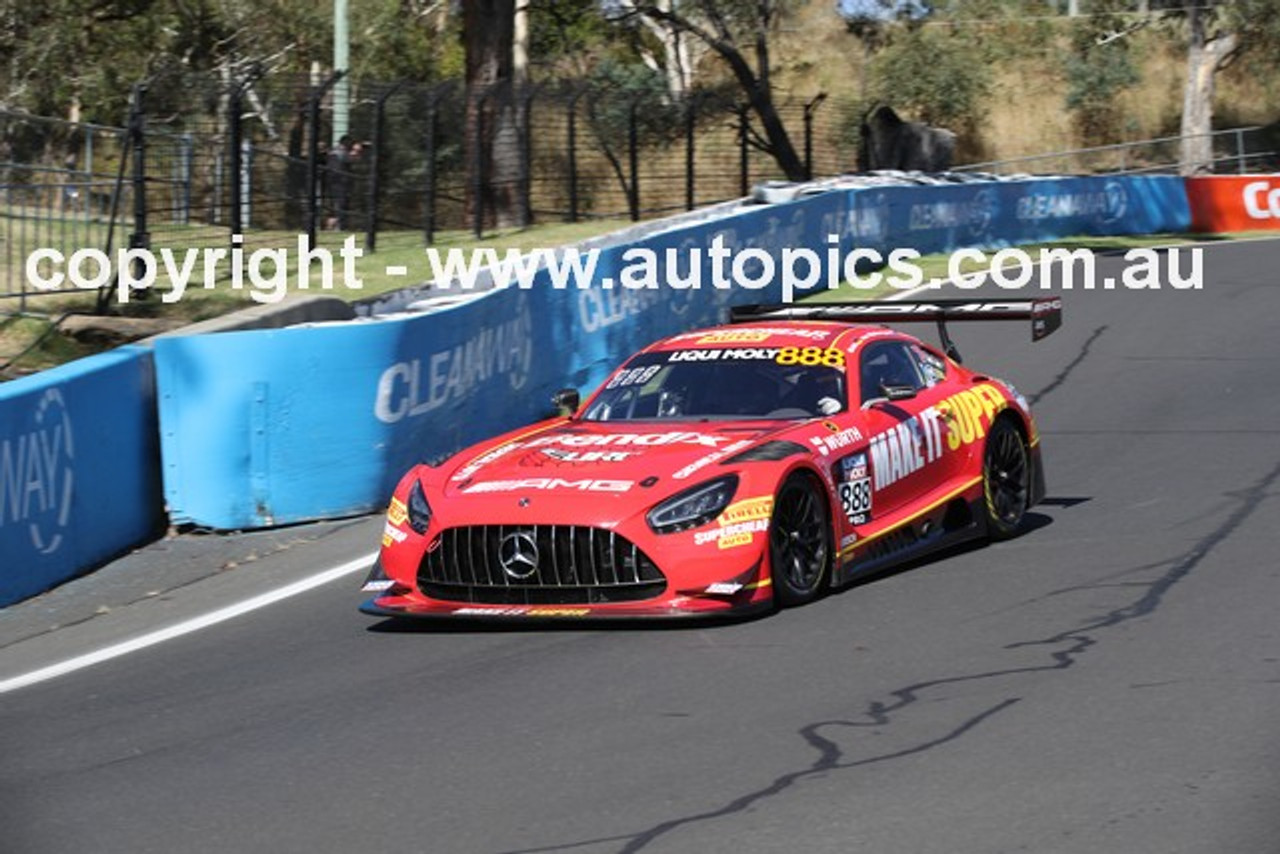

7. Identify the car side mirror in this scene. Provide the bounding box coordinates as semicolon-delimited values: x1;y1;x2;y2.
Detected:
880;383;917;402
551;387;580;416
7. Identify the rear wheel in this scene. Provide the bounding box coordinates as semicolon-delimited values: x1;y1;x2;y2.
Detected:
770;474;832;607
983;417;1030;540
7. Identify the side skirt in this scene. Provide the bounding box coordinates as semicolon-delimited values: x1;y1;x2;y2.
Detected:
834;496;986;587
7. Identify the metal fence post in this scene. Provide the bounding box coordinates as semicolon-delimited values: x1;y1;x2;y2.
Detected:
212;151;222;225
367;80;407;252
1237;128;1246;174
472;85;487;238
567;89;581;223
229;84;244;238
180;133;193;225
95;124;134;314
738;105;749;198
628;98;640;221
520;85;534;228
128;84;149;288
684;95;696;211
803;93;826;181
423;87;439;245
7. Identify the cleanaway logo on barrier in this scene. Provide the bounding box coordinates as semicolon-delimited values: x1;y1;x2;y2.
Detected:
373;301;533;424
1;388;74;555
906;189;998;240
852;192;890;245
1015;180;1127;225
578;283;667;332
1243;181;1280;219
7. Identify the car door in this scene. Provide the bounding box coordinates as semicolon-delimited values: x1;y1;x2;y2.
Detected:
853;337;959;525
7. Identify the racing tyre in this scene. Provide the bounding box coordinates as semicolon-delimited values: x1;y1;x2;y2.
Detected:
770;473;832;607
983;417;1030;541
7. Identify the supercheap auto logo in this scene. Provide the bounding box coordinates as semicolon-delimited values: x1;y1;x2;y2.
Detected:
387;497;408;526
695;496;775;549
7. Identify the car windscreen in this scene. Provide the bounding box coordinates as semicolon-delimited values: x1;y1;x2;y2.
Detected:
581;347;847;421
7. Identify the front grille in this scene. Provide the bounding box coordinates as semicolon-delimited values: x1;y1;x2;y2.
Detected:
418;525;667;605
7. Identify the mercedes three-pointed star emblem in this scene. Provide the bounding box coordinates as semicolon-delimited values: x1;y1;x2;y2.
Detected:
498;531;539;580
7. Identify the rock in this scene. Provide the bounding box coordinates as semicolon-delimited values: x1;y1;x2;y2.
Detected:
59;315;188;346
858;105;956;173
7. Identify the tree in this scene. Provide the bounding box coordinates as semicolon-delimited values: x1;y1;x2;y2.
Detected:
1170;0;1280;174
612;0;708;98
462;0;523;228
1064;0;1141;147
840;0;926;100
614;0;807;181
868;21;989;132
581;60;683;207
1179;2;1238;174
1;0;168;121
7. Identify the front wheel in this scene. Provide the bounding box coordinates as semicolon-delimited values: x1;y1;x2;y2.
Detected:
983;417;1030;541
769;473;832;607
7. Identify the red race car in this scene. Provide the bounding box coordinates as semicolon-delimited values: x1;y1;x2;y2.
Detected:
360;298;1061;620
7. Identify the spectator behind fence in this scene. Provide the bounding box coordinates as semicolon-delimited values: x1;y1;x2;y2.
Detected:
324;134;363;231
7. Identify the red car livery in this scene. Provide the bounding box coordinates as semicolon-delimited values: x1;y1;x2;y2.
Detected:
360;299;1060;620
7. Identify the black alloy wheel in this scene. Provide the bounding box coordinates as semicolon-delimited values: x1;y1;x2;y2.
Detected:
983;417;1030;540
770;473;832;606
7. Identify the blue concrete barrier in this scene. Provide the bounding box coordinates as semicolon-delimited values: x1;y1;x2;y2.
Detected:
0;346;163;606
153;175;1191;529
841;175;1191;258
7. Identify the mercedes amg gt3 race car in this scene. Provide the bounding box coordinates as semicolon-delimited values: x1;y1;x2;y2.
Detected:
360;298;1061;620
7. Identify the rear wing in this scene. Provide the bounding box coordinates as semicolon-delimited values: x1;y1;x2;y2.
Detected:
729;298;1062;363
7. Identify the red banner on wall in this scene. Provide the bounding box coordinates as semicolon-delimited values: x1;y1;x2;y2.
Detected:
1185;175;1280;232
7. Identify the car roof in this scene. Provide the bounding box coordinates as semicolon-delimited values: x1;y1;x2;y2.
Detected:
649;320;911;352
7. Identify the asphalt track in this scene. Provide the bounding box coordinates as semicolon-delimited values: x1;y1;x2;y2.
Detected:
2;237;1279;854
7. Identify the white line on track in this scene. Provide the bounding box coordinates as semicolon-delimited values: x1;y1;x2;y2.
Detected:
0;552;376;696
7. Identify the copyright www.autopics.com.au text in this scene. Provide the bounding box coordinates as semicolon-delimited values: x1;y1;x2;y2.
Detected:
25;235;1204;304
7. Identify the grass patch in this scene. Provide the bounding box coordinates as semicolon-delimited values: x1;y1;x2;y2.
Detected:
0;315;98;379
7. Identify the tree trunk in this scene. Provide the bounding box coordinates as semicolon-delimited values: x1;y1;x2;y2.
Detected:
463;0;520;229
718;47;807;181
633;0;700;98
513;0;529;87
1180;5;1238;175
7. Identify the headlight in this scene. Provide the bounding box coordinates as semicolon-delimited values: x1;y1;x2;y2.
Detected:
407;479;432;534
647;475;738;534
